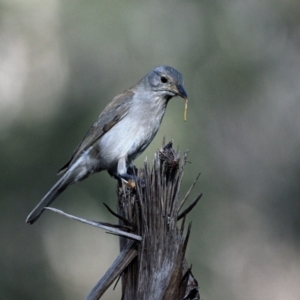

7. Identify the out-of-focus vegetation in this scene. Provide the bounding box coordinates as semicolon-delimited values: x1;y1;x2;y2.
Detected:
1;1;300;299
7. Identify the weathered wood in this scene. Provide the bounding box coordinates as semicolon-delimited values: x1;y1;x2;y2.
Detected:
86;241;138;300
117;141;201;300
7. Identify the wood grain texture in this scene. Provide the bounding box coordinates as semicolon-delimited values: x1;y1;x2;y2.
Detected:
118;140;201;300
86;140;201;299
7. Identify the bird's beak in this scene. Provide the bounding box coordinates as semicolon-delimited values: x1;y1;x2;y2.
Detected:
175;84;188;99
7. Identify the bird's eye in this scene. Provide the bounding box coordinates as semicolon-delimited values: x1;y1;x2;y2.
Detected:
160;76;168;83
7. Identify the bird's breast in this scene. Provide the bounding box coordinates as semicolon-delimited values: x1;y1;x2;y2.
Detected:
98;99;167;165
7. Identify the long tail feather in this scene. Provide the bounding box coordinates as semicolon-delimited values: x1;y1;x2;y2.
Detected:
26;176;69;224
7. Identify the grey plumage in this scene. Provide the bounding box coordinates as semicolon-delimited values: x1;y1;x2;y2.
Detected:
26;66;187;224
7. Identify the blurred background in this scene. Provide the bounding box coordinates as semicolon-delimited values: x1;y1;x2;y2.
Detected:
1;0;300;299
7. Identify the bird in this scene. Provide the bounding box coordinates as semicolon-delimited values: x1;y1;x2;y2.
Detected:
26;65;187;224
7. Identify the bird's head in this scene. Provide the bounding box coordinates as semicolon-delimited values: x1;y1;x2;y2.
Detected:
146;65;188;101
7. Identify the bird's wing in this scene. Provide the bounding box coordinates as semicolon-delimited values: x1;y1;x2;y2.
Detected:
57;90;134;174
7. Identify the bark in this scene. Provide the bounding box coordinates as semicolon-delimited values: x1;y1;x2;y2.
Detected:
87;140;201;300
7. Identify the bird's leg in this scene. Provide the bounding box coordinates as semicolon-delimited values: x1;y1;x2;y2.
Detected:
127;163;138;176
117;173;145;189
115;157;143;187
117;173;136;181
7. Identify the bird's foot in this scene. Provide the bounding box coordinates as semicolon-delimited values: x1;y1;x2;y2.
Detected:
115;173;145;188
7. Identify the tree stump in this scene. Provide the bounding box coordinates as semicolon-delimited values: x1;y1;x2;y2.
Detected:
86;140;201;300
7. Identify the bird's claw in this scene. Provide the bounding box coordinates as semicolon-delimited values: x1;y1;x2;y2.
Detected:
117;174;145;189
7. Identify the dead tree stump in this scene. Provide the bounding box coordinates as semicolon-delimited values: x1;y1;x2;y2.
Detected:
86;141;201;300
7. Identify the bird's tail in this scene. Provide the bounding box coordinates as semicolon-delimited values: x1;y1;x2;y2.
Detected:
26;175;69;224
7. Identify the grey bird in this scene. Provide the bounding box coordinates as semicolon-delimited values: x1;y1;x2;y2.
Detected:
26;66;187;224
